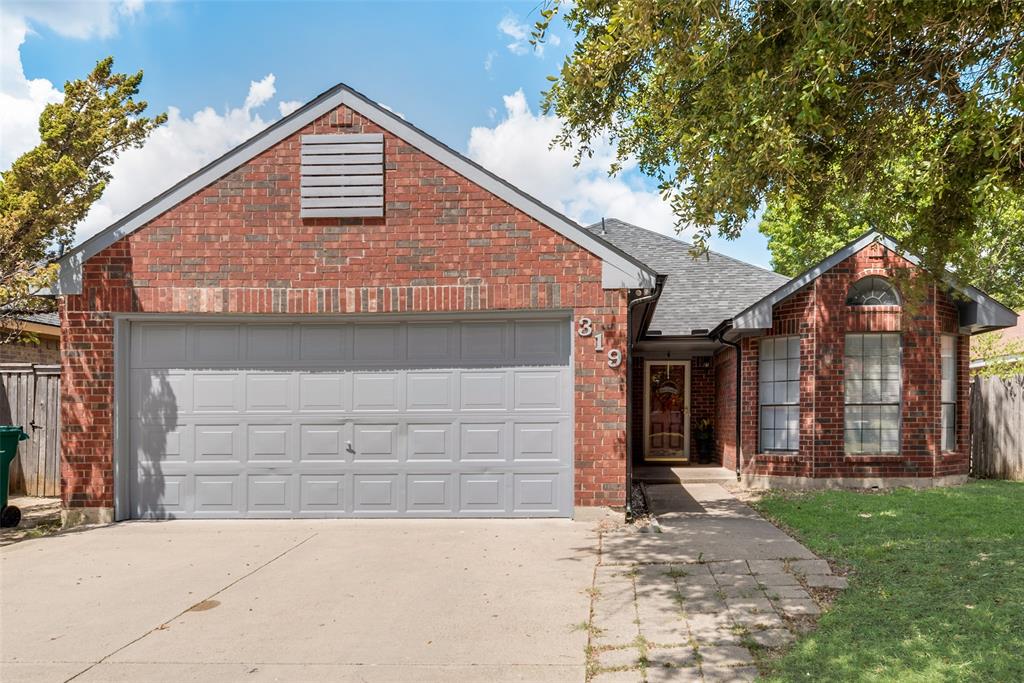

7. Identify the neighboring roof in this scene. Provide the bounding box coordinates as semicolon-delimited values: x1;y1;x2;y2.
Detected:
583;219;789;336
55;83;655;295
17;312;59;328
731;230;1018;335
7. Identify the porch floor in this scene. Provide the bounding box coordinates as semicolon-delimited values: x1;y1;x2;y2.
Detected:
633;465;736;485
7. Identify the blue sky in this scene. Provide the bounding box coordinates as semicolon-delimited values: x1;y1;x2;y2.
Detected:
3;0;773;267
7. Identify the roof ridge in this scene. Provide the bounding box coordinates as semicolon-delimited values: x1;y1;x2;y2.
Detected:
590;218;786;278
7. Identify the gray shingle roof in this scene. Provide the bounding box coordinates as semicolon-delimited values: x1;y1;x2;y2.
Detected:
16;312;59;327
584;218;790;336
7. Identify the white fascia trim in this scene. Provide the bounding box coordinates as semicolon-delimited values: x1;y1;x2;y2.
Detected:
55;85;655;295
732;230;1018;332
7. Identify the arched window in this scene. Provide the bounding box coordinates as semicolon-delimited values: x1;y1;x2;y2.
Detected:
846;276;900;306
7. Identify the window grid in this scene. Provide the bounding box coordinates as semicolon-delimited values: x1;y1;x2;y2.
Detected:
846;277;900;306
759;336;800;452
844;333;901;454
941;335;957;452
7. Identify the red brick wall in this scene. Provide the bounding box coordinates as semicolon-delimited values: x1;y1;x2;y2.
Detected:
0;336;60;364
60;103;630;511
742;241;970;482
689;356;715;460
713;347;736;470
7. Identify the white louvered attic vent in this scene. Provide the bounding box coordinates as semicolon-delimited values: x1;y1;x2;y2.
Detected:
300;133;384;218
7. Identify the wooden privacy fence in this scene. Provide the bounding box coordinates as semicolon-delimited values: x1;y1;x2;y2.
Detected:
971;374;1024;481
0;363;61;496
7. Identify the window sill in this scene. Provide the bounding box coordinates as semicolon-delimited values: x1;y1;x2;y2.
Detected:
753;451;801;461
843;453;903;462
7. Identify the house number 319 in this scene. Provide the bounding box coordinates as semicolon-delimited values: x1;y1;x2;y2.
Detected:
577;317;622;368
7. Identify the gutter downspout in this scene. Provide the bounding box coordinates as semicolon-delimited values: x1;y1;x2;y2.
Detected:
717;333;743;481
625;286;661;522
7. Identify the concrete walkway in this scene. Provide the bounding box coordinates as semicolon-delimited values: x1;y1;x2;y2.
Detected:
1;519;597;683
591;484;846;682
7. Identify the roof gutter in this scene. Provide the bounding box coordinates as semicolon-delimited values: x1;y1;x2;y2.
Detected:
624;276;664;521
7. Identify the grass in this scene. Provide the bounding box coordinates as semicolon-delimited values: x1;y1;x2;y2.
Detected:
750;480;1024;682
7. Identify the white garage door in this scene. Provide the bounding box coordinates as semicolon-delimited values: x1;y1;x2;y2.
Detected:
126;317;573;518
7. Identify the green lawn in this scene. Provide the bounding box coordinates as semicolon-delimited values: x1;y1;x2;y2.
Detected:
751;481;1024;682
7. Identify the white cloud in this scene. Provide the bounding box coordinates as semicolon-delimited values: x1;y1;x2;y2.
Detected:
483;50;497;72
278;100;302;117
468;90;683;238
498;13;536;56
76;76;282;240
243;74;276;110
0;3;304;245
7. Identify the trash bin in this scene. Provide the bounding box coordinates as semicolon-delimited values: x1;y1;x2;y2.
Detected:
0;426;29;528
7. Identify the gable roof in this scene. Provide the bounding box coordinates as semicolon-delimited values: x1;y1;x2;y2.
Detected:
583;218;789;336
54;83;656;295
730;230;1018;335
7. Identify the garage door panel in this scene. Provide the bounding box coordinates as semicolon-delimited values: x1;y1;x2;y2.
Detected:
300;424;350;461
247;425;294;463
246;325;295;362
460;322;509;363
299;474;347;511
195;425;242;462
133;324;188;367
193;374;242;412
193;325;242;363
133;422;188;463
406;372;454;411
194;475;242;513
132;371;191;415
461;372;507;410
459;474;506;512
406;474;452;511
299;325;350;361
514;371;563;410
513;423;561;462
353;474;399;513
352;373;400;411
247;475;293;513
129;318;573;519
245;373;296;412
407;424;454;461
299;373;348;411
460;423;507;462
514;320;567;364
353;324;402;362
352;424;399;462
513;473;560;512
407;324;458;362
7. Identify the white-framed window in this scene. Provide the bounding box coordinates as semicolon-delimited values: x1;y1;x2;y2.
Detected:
941;335;957;451
846;276;900;306
759;336;800;451
845;333;901;454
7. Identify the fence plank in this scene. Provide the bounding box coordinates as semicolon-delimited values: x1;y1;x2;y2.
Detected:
0;363;62;497
971;375;1024;480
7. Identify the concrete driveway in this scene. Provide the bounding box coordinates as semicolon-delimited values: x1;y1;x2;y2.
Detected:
1;519;598;683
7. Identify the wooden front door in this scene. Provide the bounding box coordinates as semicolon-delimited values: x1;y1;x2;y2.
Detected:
643;360;690;462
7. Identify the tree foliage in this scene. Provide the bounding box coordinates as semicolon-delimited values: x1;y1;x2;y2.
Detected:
760;176;1024;309
0;57;165;340
535;0;1024;293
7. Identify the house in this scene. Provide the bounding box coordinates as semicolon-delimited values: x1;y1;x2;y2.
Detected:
0;312;61;363
50;83;1018;524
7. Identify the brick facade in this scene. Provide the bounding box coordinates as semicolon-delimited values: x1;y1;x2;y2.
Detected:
61;102;630;513
0;336;60;364
737;241;970;483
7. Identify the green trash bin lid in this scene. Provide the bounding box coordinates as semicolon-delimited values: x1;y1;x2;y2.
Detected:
0;426;29;440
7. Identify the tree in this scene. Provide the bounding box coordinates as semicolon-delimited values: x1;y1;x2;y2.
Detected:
0;57;165;342
759;175;1024;310
534;1;1024;297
